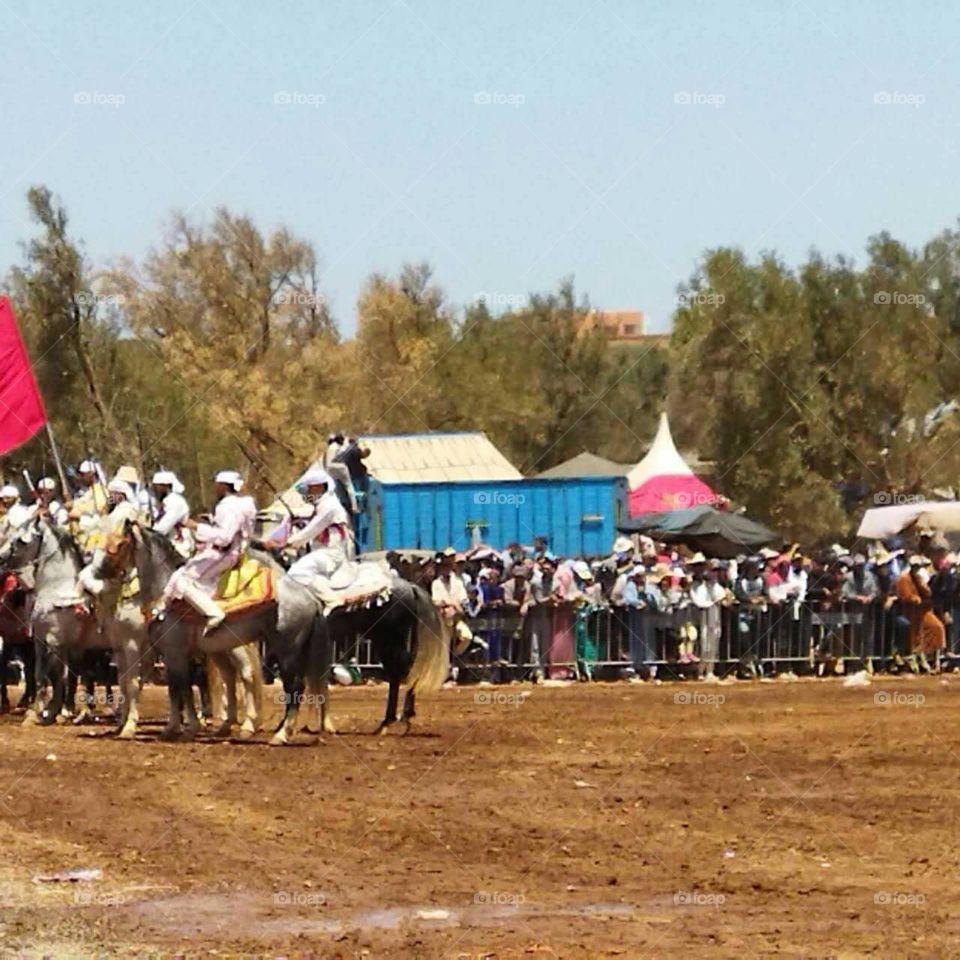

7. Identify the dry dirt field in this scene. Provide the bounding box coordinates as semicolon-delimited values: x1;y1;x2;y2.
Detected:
0;673;957;958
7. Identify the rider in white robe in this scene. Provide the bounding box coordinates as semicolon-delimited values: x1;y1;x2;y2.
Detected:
34;477;69;527
77;479;142;597
161;470;256;631
150;470;194;558
0;485;33;547
283;469;354;590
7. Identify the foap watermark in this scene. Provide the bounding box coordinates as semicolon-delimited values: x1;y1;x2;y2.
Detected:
674;491;726;509
76;292;125;309
474;690;529;707
273;690;326;707
674;90;725;108
676;291;725;307
274;90;325;108
273;890;327;907
674;691;725;707
874;891;926;907
474;91;525;108
274;290;327;308
474;490;525;507
474;890;526;907
674;890;726;907
74;91;125;108
873;491;926;506
476;291;526;309
874;691;925;708
874;91;925;107
874;291;925;306
74;889;129;907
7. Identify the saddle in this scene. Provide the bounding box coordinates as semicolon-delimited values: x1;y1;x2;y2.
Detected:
311;559;392;615
214;554;275;618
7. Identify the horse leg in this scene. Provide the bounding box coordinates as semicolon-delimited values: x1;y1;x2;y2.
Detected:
23;635;46;726
0;642;9;714
315;624;336;735
210;652;236;738
231;646;258;741
270;669;304;746
40;655;68;726
160;641;189;741
116;634;141;740
73;652;96;725
19;639;37;710
400;687;416;734
375;678;400;735
195;660;213;727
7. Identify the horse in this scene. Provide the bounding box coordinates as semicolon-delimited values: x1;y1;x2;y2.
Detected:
98;525;269;739
118;523;328;744
312;578;449;734
0;571;35;712
0;519;128;728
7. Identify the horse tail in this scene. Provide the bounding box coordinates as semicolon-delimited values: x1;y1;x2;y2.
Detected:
305;612;331;696
406;584;449;693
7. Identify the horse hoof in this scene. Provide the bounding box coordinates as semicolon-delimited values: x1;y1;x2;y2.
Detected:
21;710;38;727
269;733;288;747
213;723;233;738
323;720;338;735
160;726;181;742
237;727;255;742
54;713;70;726
117;726;136;741
72;712;94;726
399;720;411;736
376;722;393;736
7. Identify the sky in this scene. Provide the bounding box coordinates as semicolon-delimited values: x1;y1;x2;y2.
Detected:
1;0;957;334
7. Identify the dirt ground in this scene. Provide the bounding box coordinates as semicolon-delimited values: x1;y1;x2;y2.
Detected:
0;673;957;959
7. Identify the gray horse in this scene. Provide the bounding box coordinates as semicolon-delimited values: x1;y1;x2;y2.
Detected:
116;523;331;744
0;519;144;732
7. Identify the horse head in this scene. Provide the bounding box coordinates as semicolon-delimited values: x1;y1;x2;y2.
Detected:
1;518;44;571
100;518;140;580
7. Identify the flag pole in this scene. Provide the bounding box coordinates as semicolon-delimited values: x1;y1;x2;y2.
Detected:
45;422;71;499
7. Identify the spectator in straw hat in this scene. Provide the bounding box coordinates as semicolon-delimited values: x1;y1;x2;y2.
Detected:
931;552;960;654
841;554;879;604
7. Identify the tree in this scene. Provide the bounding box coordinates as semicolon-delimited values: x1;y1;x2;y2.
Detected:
110;209;342;497
6;186;135;466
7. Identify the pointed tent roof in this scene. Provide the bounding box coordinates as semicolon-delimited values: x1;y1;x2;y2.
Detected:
627;413;719;516
535;451;631;479
628;413;695;488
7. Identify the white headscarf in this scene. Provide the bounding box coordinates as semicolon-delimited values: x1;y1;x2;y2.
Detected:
214;470;244;492
152;470;185;495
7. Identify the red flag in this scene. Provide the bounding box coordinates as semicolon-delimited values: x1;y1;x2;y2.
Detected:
0;297;46;455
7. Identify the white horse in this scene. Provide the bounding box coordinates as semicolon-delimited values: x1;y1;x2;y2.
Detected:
0;518;262;740
0;519;141;731
114;523;328;744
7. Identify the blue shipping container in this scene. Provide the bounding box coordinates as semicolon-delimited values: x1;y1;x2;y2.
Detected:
361;476;627;557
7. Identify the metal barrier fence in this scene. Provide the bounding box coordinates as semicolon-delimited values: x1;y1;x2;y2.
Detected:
327;598;956;679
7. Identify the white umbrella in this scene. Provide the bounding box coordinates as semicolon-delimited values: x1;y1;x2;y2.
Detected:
858;501;960;538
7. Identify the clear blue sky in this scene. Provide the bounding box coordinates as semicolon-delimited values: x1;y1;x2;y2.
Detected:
1;0;956;333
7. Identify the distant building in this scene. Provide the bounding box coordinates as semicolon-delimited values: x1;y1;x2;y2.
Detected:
582;309;670;348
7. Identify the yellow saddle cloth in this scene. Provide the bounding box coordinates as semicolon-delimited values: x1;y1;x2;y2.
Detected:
215;554;275;617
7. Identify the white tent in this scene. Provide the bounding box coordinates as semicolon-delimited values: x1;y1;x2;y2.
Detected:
627;413;697;488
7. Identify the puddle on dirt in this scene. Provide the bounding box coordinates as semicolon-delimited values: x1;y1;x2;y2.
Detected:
125;890;638;938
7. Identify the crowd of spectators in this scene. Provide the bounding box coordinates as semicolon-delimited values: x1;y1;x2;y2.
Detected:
379;530;958;682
